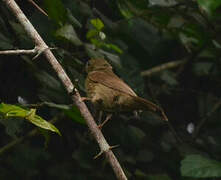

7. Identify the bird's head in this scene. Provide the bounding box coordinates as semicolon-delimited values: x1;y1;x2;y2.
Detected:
86;59;112;73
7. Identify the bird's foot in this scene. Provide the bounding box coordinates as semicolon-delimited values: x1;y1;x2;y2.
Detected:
81;97;91;102
97;114;112;129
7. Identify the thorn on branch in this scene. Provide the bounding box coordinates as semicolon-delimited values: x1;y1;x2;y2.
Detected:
94;144;120;159
32;46;57;60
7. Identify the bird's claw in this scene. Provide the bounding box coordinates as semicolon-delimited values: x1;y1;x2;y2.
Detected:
97;114;112;129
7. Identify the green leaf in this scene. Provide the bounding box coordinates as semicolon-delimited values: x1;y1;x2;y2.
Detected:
90;39;123;54
0;103;61;136
90;18;104;30
44;0;67;25
64;106;86;125
90;38;103;47
26;109;61;136
86;29;99;39
197;0;221;16
0;103;26;115
104;43;123;54
181;154;221;178
55;24;83;46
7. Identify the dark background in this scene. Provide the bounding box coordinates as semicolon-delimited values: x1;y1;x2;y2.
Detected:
0;0;221;179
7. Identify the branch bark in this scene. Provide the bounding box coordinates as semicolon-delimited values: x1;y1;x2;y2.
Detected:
141;59;187;77
0;48;36;55
2;0;127;179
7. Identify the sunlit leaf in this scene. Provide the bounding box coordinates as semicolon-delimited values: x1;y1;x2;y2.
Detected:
90;18;104;31
26;109;61;136
0;103;61;135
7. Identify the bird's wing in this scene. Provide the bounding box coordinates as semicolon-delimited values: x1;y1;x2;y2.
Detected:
88;71;137;97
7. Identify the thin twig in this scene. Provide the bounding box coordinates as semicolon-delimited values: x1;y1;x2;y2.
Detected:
141;59;187;77
27;0;48;17
0;48;36;55
0;116;58;156
3;0;127;179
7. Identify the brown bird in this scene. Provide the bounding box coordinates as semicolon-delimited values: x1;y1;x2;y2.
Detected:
84;58;168;126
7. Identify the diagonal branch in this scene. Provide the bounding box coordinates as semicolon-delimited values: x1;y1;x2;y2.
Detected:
2;0;127;179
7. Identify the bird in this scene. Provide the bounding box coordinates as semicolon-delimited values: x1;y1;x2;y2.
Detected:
84;58;168;127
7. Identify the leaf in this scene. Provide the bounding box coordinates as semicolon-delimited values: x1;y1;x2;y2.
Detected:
55;24;83;46
104;43;123;54
86;29;99;39
44;0;67;25
0;103;26;115
197;0;221;16
64;106;86;125
181;154;221;178
25;109;61;136
90;18;104;31
0;103;61;135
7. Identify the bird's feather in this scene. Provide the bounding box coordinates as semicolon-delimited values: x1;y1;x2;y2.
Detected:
88;71;137;97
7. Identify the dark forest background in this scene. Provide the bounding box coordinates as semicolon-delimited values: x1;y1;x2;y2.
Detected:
0;0;221;179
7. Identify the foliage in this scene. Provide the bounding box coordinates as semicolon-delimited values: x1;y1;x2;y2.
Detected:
181;154;221;178
0;0;221;179
0;103;61;135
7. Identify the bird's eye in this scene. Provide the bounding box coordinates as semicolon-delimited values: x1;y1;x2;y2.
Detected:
85;61;91;72
86;61;90;66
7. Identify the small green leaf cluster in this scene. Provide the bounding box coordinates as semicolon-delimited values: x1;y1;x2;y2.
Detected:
0;103;61;135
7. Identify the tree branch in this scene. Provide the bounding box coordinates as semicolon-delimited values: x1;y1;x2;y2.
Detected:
2;0;127;179
0;115;58;156
0;48;36;55
27;0;48;17
141;59;187;77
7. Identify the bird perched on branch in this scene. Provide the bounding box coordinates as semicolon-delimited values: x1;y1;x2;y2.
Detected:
84;58;168;127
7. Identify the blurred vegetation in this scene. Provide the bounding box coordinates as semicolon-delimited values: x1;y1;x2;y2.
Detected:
0;0;221;179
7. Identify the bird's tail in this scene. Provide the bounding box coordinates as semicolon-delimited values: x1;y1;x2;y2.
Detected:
134;96;168;121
